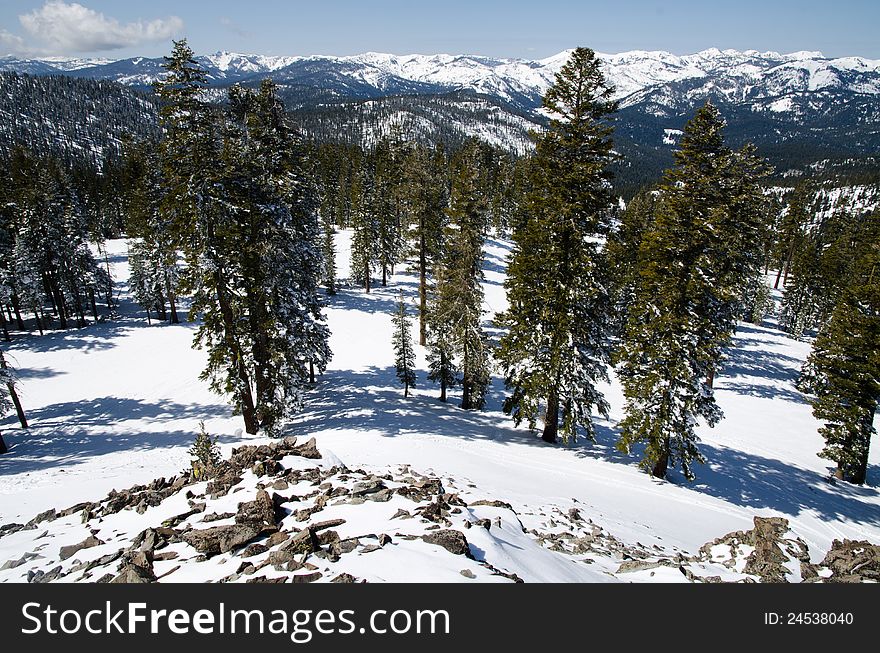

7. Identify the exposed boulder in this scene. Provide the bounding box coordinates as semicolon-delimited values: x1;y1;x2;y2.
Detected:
421;530;474;559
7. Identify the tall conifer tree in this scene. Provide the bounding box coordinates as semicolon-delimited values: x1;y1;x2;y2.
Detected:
496;47;616;443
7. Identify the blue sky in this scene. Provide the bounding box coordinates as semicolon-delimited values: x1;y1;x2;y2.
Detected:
1;0;878;60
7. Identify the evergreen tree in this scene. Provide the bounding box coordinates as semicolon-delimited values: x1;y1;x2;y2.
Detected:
617;102;770;479
799;212;879;484
428;141;490;409
350;163;378;293
496;47;616;443
607;189;656;336
402;143;448;346
393;292;417;397
156;42;330;436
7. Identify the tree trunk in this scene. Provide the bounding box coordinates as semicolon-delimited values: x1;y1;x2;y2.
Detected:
365;264;371;294
0;432;6;454
11;295;25;331
213;267;258;435
542;389;559;444
89;288;99;321
34;308;44;336
419;230;427;346
0;311;9;342
0;350;27;429
309;361;315;385
652;447;669;479
382;265;388;287
462;356;471;410
706;369;715;389
166;271;180;324
439;350;447;403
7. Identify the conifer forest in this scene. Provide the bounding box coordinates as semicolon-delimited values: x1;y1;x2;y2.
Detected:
0;38;878;585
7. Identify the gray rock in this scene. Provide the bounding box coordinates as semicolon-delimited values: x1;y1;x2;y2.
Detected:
235;490;277;532
421;530;474;559
182;524;260;554
819;539;880;582
460;569;476;579
59;535;104;561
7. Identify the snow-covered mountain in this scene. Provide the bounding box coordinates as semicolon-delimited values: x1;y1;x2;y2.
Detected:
3;47;879;186
4;47;879;112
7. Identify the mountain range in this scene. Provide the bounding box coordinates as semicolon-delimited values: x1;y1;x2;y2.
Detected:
2;47;879;189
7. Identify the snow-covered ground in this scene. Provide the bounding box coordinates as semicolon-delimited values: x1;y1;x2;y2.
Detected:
0;234;877;583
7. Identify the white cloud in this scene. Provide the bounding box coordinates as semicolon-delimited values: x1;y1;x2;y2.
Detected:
15;1;183;54
0;28;30;55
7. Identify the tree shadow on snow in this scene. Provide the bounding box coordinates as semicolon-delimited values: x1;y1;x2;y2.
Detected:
0;397;229;475
290;366;551;451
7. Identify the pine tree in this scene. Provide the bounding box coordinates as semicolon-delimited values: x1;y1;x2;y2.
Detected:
799;212;879;484
426;141;490;409
156;43;330;436
402;143;448;346
393;292;417;397
350;164;378;293
616;102;770;480
607;189;656;336
496;47;616;443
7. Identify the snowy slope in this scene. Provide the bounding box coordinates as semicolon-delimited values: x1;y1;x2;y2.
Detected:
0;235;877;583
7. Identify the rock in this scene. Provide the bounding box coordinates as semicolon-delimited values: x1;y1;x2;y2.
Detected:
331;573;357;583
360;544;382;554
153;551;179;562
0;523;25;538
59;535;104;561
379;533;393;547
742;517;797;583
617;559;671;574
59;502;93;518
27;509;57;528
421;530;474;559
267;549;296;566
390;509;412;520
246;576;287;584
292;438;321;459
201;512;235;523
281;528;320;555
819;539;880;582
111;563;155;583
266;531;290;548
290;572;323;583
351;479;386;497
30;566;64;583
311;518;346;532
182;524;260;555
469;499;514;511
272;480;289;491
460;569;476;579
235;490;277;533
241;543;269;558
367;488;394;502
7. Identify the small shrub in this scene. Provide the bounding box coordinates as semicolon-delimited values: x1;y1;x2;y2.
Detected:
189;421;221;479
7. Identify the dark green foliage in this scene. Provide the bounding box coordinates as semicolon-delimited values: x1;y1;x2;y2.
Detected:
496;47;617;444
155;41;330;436
189;421;221;479
799;212;879;485
393;292;417;397
617;102;771;480
427;141;490;409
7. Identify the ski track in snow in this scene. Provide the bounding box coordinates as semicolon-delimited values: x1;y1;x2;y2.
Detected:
0;234;877;582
